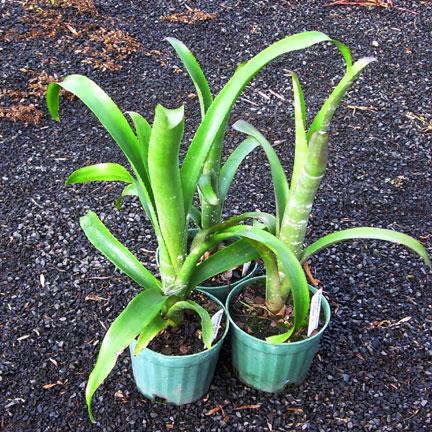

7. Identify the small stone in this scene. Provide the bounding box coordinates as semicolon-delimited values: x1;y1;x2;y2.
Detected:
342;373;350;383
372;40;379;47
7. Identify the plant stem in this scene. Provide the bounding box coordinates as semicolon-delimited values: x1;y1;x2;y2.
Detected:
200;120;227;229
279;131;328;259
246;239;285;314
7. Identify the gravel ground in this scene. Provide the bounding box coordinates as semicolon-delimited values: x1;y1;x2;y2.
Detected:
1;1;431;431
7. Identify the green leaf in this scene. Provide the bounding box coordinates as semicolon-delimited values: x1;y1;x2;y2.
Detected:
181;31;334;214
46;75;159;228
177;212;275;290
198;172;219;206
134;314;170;355
148;104;186;273
307;57;376;138
190;239;260;287
214;225;309;335
333;40;353;70
301;227;431;268
126;111;151;177
219;137;259;201
80;211;160;290
166;37;213;119
192;211;277;248
233;120;289;226
46;75;145;178
66;163;134;185
288;72;308;192
121;182;138;197
188;206;202;228
166;300;214;349
86;289;167;422
266;327;295;344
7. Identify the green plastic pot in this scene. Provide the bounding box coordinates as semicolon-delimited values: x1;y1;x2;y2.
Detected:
226;276;331;392
129;291;229;405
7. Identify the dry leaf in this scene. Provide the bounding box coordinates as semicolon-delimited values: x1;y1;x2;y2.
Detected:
287;407;304;414
85;294;107;302
234;404;261;410
161;8;217;24
205;405;224;415
43;380;62;389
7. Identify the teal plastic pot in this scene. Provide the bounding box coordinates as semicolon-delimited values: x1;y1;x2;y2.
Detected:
129;291;229;405
226;276;331;392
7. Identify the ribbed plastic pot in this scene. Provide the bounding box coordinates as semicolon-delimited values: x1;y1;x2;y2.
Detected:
129;291;229;405
226;276;331;392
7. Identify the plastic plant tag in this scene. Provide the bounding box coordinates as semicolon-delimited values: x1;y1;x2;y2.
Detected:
307;289;323;337
210;309;224;342
241;261;251;277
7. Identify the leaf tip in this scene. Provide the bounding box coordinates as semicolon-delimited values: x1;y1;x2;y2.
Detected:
232;119;246;132
363;56;378;65
85;385;96;423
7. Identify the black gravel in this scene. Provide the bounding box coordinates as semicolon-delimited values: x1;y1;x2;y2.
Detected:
1;1;431;431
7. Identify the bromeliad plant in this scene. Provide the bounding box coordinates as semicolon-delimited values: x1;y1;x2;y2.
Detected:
46;31;357;420
232;47;431;343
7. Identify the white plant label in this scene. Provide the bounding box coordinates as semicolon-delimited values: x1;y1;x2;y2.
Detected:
307;289;323;337
211;309;224;342
241;261;251;277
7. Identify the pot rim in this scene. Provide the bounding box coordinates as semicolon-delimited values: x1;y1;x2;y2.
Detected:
132;290;229;360
226;275;331;348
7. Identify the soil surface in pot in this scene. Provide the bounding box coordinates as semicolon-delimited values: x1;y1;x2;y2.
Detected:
147;292;226;356
230;282;324;341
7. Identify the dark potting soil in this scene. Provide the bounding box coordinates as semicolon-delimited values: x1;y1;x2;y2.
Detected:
230;282;324;341
147;291;226;356
1;0;431;431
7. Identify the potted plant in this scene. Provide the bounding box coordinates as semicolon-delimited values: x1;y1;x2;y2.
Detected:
225;44;431;392
135;35;353;301
46;31;347;421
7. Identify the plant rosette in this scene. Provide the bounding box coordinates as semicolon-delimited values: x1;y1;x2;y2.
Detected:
155;230;260;301
227;276;330;392
129;290;229;405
